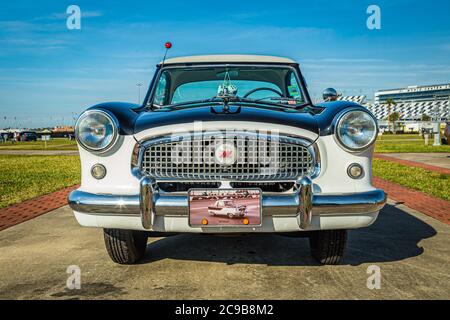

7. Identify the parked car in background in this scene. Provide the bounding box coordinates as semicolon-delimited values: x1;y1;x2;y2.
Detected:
19;131;38;142
421;126;434;137
0;132;8;142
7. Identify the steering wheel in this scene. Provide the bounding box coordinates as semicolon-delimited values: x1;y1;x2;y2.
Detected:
243;87;283;98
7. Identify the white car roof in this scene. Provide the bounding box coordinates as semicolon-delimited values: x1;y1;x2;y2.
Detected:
159;54;296;65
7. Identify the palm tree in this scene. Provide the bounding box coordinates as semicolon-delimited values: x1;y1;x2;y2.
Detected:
385;98;396;133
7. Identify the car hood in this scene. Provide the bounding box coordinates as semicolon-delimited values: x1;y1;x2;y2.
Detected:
133;104;319;135
90;100;367;137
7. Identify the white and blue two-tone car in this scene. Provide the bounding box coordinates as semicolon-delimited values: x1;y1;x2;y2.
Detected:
208;200;247;218
69;55;386;265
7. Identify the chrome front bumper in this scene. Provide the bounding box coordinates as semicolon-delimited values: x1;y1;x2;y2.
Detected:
68;177;386;231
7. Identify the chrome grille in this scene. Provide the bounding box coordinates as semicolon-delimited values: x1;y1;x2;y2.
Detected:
140;132;315;181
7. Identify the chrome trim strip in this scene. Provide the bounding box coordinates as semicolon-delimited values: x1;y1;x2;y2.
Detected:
68;191;140;214
140;176;156;229
297;176;313;229
311;189;387;215
68;189;386;218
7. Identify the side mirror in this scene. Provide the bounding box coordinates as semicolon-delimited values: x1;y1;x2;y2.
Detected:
322;88;338;101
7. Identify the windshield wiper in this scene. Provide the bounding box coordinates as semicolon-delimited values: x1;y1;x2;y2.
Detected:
252;97;309;107
294;101;312;109
153;95;245;110
151;96;312;111
150;97;220;110
232;97;301;109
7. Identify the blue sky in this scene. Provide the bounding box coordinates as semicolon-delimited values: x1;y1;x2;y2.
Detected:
0;0;449;128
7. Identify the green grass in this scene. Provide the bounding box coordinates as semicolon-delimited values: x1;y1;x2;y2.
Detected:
0;138;78;150
373;158;450;201
375;134;450;153
377;133;422;140
0;155;81;209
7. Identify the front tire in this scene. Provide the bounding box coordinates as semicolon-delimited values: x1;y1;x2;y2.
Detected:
309;230;347;265
103;229;148;264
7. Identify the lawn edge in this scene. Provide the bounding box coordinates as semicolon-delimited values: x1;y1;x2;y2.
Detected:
374;154;450;175
372;177;450;226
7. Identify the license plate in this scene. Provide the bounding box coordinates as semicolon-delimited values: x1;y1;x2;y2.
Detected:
188;189;262;227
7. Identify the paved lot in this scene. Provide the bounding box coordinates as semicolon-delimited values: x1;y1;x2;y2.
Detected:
0;201;449;299
379;152;450;170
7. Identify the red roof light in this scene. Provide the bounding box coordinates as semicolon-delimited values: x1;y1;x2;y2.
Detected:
165;42;172;49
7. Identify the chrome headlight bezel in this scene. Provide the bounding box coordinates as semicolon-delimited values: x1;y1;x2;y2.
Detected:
334;108;378;152
75;109;119;153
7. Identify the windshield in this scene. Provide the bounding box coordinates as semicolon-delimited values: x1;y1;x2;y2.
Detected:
150;65;306;107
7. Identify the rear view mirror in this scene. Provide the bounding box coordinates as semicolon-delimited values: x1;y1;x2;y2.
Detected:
216;70;239;79
322;88;338;101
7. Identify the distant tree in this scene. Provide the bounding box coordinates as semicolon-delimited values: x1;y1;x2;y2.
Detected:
388;112;401;133
388;112;400;122
421;114;431;121
385;98;396;133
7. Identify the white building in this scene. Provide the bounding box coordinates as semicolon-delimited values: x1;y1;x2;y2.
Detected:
374;84;450;104
338;84;450;121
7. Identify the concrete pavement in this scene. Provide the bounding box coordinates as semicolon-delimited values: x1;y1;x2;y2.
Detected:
0;201;449;299
0;150;78;155
379;153;450;170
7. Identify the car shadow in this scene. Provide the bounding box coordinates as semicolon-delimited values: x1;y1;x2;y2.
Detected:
138;204;437;266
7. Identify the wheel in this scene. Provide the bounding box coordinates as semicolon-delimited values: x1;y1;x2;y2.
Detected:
309;229;347;265
227;213;234;218
103;228;148;264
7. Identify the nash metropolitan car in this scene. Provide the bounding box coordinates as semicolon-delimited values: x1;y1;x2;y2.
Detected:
208;200;247;218
69;54;386;265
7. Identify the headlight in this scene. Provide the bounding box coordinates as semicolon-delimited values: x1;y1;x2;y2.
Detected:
335;109;377;151
75;110;118;152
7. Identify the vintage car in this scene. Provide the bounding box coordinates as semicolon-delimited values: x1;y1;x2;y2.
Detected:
208;200;247;218
19;131;38;142
69;54;386;265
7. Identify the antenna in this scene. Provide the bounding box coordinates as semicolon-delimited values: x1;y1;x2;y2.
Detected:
161;41;172;67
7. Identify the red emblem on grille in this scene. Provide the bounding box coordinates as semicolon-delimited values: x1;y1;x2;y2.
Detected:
220;150;233;158
215;143;237;166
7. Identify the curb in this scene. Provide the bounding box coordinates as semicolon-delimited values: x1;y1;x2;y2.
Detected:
372;177;450;226
374;154;450;175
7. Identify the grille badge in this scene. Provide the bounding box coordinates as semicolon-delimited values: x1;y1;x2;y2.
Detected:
214;142;237;166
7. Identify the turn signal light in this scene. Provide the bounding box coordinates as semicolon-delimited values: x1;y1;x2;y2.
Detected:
91;164;107;180
201;218;208;225
347;163;364;179
243;218;249;225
